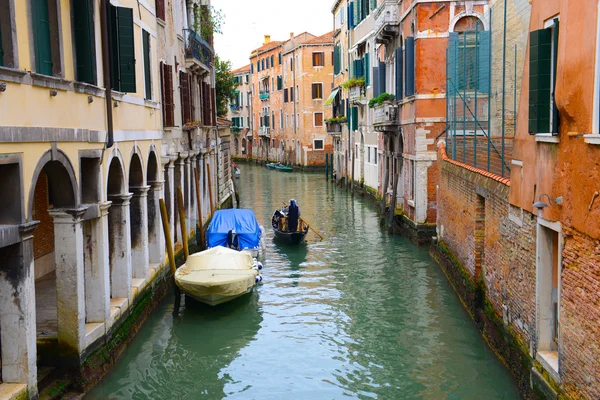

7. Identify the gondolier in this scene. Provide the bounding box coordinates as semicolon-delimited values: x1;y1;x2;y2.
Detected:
288;199;300;232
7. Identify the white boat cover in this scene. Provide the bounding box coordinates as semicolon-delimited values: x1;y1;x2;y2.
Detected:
175;246;258;300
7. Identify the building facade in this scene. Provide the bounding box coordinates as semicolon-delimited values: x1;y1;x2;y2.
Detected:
228;64;253;158
282;32;335;166
0;0;223;397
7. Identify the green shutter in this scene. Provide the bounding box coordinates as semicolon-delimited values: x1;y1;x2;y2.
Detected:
373;66;379;97
143;30;152;99
73;0;96;84
364;54;370;87
32;0;53;75
0;18;4;67
478;31;490;93
378;61;386;95
117;7;136;92
551;20;560;134
351;106;358;131
529;28;552;134
395;47;403;100
334;45;340;75
405;36;415;96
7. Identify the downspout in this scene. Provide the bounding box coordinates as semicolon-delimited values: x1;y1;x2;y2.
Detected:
101;0;114;151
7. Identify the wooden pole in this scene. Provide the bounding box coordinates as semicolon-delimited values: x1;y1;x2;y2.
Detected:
177;187;189;260
159;198;177;274
194;167;205;250
207;161;215;217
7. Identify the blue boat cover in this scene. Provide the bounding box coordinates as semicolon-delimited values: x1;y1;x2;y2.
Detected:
206;209;262;250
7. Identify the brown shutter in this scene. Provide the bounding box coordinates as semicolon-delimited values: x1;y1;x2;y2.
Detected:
211;87;217;125
156;0;165;20
165;64;175;127
160;61;166;126
180;72;191;125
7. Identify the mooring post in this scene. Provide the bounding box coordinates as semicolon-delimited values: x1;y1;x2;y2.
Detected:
325;154;329;178
207;162;215;218
159;198;176;275
194;168;205;250
177;187;189;261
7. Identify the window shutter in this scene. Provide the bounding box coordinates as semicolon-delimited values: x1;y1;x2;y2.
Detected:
529;28;552;134
351;106;358;131
180;72;190;125
395;47;403;100
73;0;96;84
284;88;288;102
551;20;560;134
354;59;363;78
378;61;386;95
348;2;354;29
373;66;379;97
478;31;490;93
271;55;274;67
447;33;458;96
278;52;282;65
32;0;53;75
405;36;415;96
116;7;136;92
257;61;260;72
143;30;152;99
334;45;340;75
156;0;165;20
165;64;175;127
364;54;370;87
251;63;254;73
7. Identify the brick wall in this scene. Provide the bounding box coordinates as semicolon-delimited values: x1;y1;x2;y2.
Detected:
447;136;513;177
33;171;55;260
560;227;600;398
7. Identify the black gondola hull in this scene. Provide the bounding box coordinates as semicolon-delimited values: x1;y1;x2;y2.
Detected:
272;229;307;244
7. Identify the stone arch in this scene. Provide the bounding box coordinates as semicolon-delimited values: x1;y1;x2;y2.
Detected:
106;149;127;196
27;148;79;221
129;152;144;188
450;12;488;33
241;138;247;155
147;147;159;183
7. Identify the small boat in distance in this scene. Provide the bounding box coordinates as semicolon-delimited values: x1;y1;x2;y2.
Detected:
175;246;263;306
234;166;241;178
266;162;293;172
271;208;309;244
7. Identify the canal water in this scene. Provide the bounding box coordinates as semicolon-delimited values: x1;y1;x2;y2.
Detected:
86;163;519;399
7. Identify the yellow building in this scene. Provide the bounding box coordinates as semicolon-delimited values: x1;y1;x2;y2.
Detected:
0;0;163;397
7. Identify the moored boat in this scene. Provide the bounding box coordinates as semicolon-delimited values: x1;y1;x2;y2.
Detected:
265;162;278;170
274;164;293;172
175;246;263;306
206;209;264;257
271;209;308;244
234;167;241;178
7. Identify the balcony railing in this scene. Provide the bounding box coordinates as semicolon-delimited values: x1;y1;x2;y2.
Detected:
183;29;214;70
374;1;399;44
326;121;345;137
348;86;365;104
373;103;399;132
258;126;271;137
259;91;270;100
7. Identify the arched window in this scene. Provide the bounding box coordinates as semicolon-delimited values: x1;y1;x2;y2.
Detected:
451;16;487;92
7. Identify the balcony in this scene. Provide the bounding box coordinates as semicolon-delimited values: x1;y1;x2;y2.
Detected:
373;103;399;132
348;86;366;105
183;29;214;72
326;120;345;138
258;126;271;137
259;91;270;100
374;1;399;44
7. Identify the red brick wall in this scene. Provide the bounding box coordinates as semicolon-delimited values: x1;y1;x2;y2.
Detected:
560;227;600;399
33;171;55;259
437;143;536;345
426;162;438;223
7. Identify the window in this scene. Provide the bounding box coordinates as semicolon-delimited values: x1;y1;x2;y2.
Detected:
262;59;265;70
285;114;288;128
277;76;282;90
0;0;15;67
312;83;323;99
142;30;152;99
367;147;371;163
313;52;325;67
529;18;560;135
161;62;175;126
180;72;193;125
108;5;136;92
266;57;270;69
314;112;324;127
314;139;324;150
278;52;282;65
32;0;62;76
271;55;274;67
290;86;294;102
156;0;165;20
296;85;299;102
280;109;283;129
296;113;299;129
272;112;275;130
272;77;274;92
72;0;96;83
284;88;289;102
374;149;377;164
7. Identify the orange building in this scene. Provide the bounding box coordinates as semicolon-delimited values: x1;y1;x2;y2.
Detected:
282;32;334;166
249;36;284;161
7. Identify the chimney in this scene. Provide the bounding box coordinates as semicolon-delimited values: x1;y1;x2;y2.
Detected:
290;32;294;39
264;35;271;44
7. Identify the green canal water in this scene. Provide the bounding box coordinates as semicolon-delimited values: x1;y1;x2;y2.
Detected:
86;163;520;399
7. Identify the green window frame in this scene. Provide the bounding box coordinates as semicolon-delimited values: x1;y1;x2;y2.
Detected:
109;5;136;92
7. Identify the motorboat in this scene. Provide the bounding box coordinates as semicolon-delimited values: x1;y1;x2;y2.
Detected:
234;166;241;178
175;246;263;306
275;164;292;172
205;209;264;257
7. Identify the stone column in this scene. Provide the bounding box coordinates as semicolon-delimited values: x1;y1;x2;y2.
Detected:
0;222;39;395
49;207;88;365
130;186;150;279
167;157;176;246
148;180;165;265
83;202;111;324
107;194;133;301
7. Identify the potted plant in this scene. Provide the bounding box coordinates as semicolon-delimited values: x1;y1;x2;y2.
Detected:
342;77;365;89
368;93;396;108
325;115;347;133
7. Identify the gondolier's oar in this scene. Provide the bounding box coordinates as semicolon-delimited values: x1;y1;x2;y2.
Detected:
281;202;324;240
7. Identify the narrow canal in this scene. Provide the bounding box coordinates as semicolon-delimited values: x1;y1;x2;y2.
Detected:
86;163;519;399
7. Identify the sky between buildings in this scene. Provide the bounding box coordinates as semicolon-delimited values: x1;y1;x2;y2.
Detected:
213;0;334;70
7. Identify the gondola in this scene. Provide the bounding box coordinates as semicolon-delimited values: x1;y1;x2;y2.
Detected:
271;208;308;244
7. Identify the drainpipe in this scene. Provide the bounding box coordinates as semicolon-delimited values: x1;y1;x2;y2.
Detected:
101;0;114;150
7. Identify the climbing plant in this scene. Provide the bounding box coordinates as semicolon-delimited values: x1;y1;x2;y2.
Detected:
194;5;224;39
